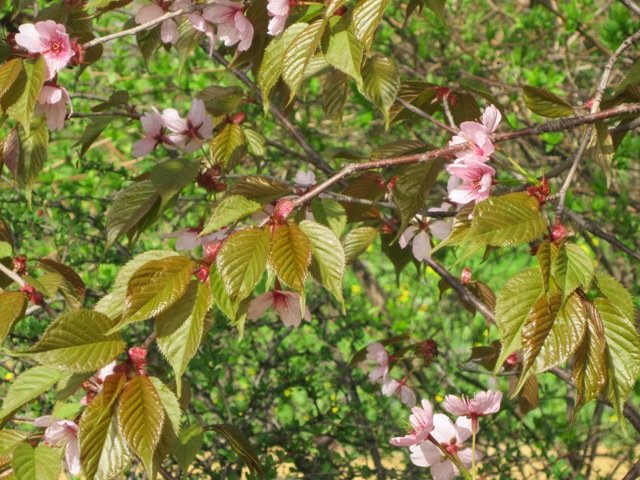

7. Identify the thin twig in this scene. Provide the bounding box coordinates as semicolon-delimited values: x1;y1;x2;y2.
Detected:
0;261;25;287
397;98;457;134
619;0;640;16
442;96;457;128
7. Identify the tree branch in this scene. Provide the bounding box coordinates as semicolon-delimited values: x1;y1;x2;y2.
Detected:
618;0;640;16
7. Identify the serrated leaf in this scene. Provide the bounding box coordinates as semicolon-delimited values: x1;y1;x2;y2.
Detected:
156;281;213;381
7;57;45;133
0;59;25;112
552;243;594;297
115;255;194;329
38;258;86;309
587;121;615;187
596;298;640;419
210;123;246;168
216;228;270;300
17;121;48;194
572;299;607;412
299;220;345;306
209;424;264;478
150;157;200;198
79;373;128;480
343;227;378;263
229;176;293;204
595;271;635;321
243;128;266;157
106;180;160;249
467;192;547;247
0;366;63;418
201;195;262;235
432;204;474;253
325;25;363;87
170;423;204;471
0;292;27;343
196;86;244;116
11;443;61;480
270;223;312;291
310;199;347;237
282;20;326;102
148;377;182;437
322;69;349;120
523;86;574;118
494;269;544;370
0;430;27;467
361;55;400;127
393;159;445;232
27;310;125;372
352;0;388;49
117;375;165;475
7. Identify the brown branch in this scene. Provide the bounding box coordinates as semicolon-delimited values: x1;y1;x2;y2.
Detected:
622;460;640;480
619;0;640;16
396;98;457;134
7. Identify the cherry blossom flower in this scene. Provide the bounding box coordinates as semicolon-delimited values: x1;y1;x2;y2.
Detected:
15;21;74;80
390;399;435;447
267;0;290;36
446;161;495;205
81;361;117;405
164;226;228;250
33;416;81;475
247;289;311;328
162;99;214;152
36;85;71;131
294;170;316;187
449;104;501;164
203;0;254;52
409;414;474;480
382;377;417;407
365;342;390;383
135;1;191;45
188;11;217;55
443;390;502;432
133;107;169;157
399;214;451;261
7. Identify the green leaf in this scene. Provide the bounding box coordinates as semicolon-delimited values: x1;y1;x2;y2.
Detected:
136;24;161;65
322;69;349;121
466;192;547;247
105;180;160;249
17;121;48;194
299;220;345;306
27;310;125;373
201;195;262;235
216;228;271;300
393;159;445;232
11;443;61;480
361;55;400;127
494;269;544;370
352;0;388;49
209;424;264;478
156;281;213;381
552;243;594;297
0;366;63;418
170;423;204;471
74;116;115;157
523;86;574;118
148;377;182;437
0;292;27;343
0;59;25;112
0;430;27;466
229;176;293;204
282;20;326;102
310;199;347;238
270;223;312;291
243;128;266;157
342;227;378;263
150;157;200;199
325;25;363;87
587;121;615;188
117;375;165;475
210;123;246;168
7;57;45;133
432;204;474;253
79;373;128;480
38;258;86;309
596;298;640;419
0;240;11;259
572;299;607;412
196;86;244;116
116;255;194;329
425;0;446;19
595;271;635;321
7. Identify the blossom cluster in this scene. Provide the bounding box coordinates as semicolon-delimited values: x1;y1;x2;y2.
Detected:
446;105;501;205
364;342;417;407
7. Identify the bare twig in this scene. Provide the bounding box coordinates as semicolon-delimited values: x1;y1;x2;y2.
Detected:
0;261;25;287
397;98;457;134
619;0;640;16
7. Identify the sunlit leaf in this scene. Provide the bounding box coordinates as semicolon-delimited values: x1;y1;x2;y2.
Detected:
201;195;262;235
0;366;63;418
270;223;312;291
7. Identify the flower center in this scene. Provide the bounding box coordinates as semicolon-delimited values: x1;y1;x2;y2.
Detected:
445;442;459;455
50;40;63;54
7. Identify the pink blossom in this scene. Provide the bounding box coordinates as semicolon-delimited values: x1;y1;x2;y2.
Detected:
443;390;502;431
449;104;501;163
247;289;311;328
81;361;117;405
33;416;81;475
294;170;316;187
390;399;435;447
135;1;192;44
203;0;254;52
164;226;228;250
409;414;474;480
399;215;451;261
162;99;214;152
365;342;390;383
36;85;71;131
133;107;168;157
188;12;217;55
15;21;74;80
382;378;416;407
267;0;290;36
446;161;495;205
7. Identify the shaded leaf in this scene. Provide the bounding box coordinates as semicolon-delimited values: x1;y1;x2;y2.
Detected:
310;198;347;238
0;366;63;418
552;243;594;297
361;55;400;127
210;123;246;168
322;69;349;121
148;377;182;437
197;86;244;116
229;176;293;204
343;226;378;263
17;121;48;195
38;258;86;309
587;121;615;187
150;157;200;198
0;59;25;112
170;423;204;471
209;424;264;478
282;20;326;102
595;271;634;321
0;292;27;343
201;195;262;235
11;443;61;480
7;57;45;133
523;86;573;118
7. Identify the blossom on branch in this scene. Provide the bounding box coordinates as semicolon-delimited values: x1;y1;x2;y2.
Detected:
365;342;390;382
15;21;74;79
446;161;495;205
33;416;81;475
248;289;311;328
390;399;435;447
133;107;169;157
203;0;254;52
399;214;451;261
443;389;502;432
135;0;192;45
162;99;214;152
267;0;290;36
36;85;72;131
382;377;417;407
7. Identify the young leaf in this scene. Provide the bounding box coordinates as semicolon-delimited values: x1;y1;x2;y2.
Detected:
117;375;165;475
343;227;378;263
595;271;635;321
150;157;200;199
170;423;204;471
0;59;25;112
310;199;347;238
201;195;262;235
299;220;345;306
11;443;61;480
17;121;48;195
229;176;293;204
210;123;247;168
7;57;46;133
523;86;574;118
216;228;271;300
552;243;594;297
0;366;63;418
0;430;27;467
27;310;125;373
361;55;400;127
467;192;547;247
0;292;27;343
324;25;364;87
197;86;244;116
270;223;312;291
38;258;86;309
587;121;615;188
148;377;182;437
282;19;326;102
322;69;350;121
209;424;264;478
352;0;389;49
156;281;213;381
